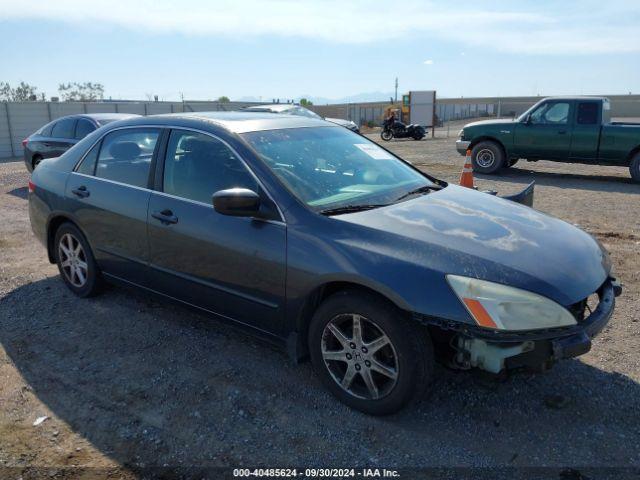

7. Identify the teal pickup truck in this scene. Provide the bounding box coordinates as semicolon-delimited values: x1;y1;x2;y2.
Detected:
456;97;640;182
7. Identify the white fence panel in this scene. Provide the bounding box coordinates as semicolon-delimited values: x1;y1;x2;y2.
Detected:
7;103;49;154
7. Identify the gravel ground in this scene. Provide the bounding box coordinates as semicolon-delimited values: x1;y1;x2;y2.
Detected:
0;121;639;477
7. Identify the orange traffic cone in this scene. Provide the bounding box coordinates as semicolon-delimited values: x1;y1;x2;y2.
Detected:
459;149;474;189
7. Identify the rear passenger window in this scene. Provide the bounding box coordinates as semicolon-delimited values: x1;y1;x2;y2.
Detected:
51;118;76;138
577;102;598;125
75;141;101;175
163;130;257;204
39;122;54;136
75;119;96;139
96;129;160;188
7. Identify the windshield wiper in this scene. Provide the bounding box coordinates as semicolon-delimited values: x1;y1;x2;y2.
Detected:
319;204;389;216
393;184;442;203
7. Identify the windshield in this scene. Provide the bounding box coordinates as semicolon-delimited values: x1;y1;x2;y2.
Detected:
517;100;546;122
95;118;122;126
242;127;435;211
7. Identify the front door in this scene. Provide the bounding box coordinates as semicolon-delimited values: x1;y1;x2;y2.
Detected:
513;100;573;160
147;129;286;333
66;127;162;285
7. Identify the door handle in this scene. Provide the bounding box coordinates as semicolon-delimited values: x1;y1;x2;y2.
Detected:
151;209;178;225
43;143;52;147
71;186;90;198
558;130;567;135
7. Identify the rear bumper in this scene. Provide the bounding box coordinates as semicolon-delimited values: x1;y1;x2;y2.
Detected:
456;140;470;155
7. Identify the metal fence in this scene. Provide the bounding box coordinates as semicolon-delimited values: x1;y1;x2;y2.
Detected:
3;95;640;158
311;95;640;127
0;100;262;158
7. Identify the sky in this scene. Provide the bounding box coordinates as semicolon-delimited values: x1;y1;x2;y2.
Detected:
0;0;639;103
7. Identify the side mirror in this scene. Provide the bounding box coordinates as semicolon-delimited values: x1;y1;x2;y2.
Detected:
523;114;531;124
212;188;261;217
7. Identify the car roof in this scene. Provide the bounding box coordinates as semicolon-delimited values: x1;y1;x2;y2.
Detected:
115;111;334;133
51;113;141;123
542;96;608;102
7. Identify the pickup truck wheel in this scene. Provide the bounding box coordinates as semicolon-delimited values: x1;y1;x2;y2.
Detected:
630;152;640;183
471;141;505;174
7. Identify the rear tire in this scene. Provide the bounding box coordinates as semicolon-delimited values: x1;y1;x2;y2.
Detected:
54;222;102;297
308;290;434;415
32;155;43;170
630;152;640;183
471;141;505;174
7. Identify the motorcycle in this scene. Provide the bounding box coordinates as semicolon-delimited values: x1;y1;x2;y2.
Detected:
381;118;426;141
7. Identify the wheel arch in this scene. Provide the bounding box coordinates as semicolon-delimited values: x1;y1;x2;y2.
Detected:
287;279;412;363
469;136;508;159
45;214;85;264
626;144;640;164
31;153;43;169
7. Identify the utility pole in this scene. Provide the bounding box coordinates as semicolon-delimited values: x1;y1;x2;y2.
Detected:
394;77;398;103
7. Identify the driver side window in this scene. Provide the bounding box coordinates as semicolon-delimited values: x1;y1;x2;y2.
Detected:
163;130;257;204
530;102;570;125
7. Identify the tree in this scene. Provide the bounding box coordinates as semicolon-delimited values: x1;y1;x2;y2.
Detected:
58;82;105;101
299;98;313;106
217;96;230;103
0;81;40;101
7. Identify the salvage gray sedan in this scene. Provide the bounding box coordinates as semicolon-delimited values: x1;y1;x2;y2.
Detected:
28;112;620;414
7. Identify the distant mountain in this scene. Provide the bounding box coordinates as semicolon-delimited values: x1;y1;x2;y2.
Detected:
235;92;396;105
305;92;396;105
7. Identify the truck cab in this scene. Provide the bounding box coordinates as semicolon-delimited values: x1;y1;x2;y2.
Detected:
456;97;640;182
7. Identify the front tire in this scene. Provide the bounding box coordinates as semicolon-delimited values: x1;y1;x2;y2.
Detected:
308;290;433;415
381;130;393;141
54;223;102;297
630;152;640;183
471;140;505;174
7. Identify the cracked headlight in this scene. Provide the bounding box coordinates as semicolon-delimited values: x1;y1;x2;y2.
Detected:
446;275;577;331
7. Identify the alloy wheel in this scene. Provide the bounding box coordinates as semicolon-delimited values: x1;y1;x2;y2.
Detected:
58;233;88;288
321;313;398;400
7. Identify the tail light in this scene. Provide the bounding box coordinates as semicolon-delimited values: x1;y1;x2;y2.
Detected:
28;179;35;193
22;138;28;148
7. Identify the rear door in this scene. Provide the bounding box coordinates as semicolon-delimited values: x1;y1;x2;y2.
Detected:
513;100;573;160
65;127;162;285
50;118;78;157
569;101;601;161
146;128;287;333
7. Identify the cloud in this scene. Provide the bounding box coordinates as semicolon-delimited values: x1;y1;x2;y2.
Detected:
423;59;434;65
0;0;638;54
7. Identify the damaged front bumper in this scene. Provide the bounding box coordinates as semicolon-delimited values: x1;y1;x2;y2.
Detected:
417;277;621;373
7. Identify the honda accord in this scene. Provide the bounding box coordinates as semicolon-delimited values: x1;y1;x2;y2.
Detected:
28;112;621;414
